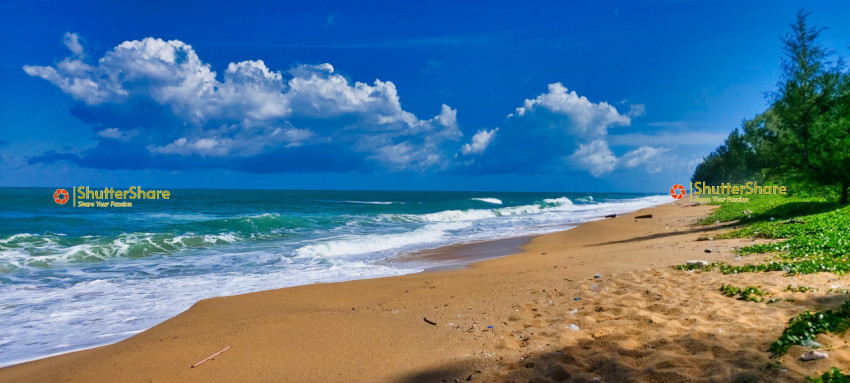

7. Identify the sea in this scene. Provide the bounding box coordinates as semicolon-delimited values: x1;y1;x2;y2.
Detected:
0;188;669;366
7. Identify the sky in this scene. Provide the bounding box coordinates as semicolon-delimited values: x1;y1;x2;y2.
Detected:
1;1;848;193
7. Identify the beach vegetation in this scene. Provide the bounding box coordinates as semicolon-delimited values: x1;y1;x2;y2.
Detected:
786;285;815;293
770;301;850;356
719;284;766;302
685;193;850;276
807;368;850;383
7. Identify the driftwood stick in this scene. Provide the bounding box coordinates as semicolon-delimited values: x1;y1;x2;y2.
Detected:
191;346;231;368
423;317;437;325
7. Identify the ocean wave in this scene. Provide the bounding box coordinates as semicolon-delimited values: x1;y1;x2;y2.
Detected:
470;197;503;205
0;233;40;245
0;231;245;267
542;197;575;206
294;222;470;258
322;200;396;205
0;211;380;267
175;213;316;234
414;196;576;222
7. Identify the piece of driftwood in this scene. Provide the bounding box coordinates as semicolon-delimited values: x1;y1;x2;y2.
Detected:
191;346;231;368
423;317;437;325
604;214;616;218
635;214;653;219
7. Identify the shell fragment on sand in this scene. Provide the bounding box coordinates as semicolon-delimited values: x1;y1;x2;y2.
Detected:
800;350;828;361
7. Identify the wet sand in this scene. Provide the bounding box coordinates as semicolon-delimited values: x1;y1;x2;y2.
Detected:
2;200;848;382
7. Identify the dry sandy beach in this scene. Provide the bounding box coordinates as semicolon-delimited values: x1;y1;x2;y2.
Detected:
3;201;849;382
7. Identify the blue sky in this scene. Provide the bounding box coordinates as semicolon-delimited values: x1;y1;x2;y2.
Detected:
1;1;848;192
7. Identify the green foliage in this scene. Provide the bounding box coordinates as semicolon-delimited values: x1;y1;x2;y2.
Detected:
807;368;850;383
691;11;850;204
691;127;765;185
786;285;814;293
698;193;834;226
713;202;850;275
719;284;766;302
687;193;850;276
672;262;721;272
717;258;850;276
770;11;850;203
770;301;850;356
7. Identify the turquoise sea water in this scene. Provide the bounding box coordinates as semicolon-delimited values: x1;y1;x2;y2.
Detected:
0;188;668;366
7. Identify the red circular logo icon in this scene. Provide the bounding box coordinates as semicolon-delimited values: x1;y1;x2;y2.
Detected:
669;184;686;200
53;189;69;205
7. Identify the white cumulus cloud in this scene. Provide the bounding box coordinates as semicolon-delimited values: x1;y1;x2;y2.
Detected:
568;140;618;177
24;34;462;171
461;128;498;155
512;82;631;138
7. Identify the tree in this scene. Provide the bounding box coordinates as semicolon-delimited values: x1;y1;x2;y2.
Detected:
692;11;849;202
771;10;850;203
691;126;759;185
691;111;777;185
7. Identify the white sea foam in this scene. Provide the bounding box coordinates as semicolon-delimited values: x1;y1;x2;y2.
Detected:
542;197;575;206
0;231;247;267
0;233;38;245
470;197;503;204
203;232;240;244
0;256;421;367
420;208;497;222
418;196;575;222
294;222;470;258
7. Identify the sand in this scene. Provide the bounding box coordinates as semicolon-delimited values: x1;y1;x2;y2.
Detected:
3;200;849;382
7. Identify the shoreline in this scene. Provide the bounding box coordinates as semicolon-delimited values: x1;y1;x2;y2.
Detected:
0;234;537;370
388;234;535;272
3;200;840;382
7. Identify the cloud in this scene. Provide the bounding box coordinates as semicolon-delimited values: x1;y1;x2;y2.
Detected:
24;35;462;172
24;35;676;179
62;32;84;57
620;145;669;174
645;120;696;129
450;83;672;177
460;128;498;155
511;83;630;138
627;104;645;118
97;127;137;141
568;143;670;177
608;131;726;147
459;83;644;175
568;140;617;176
